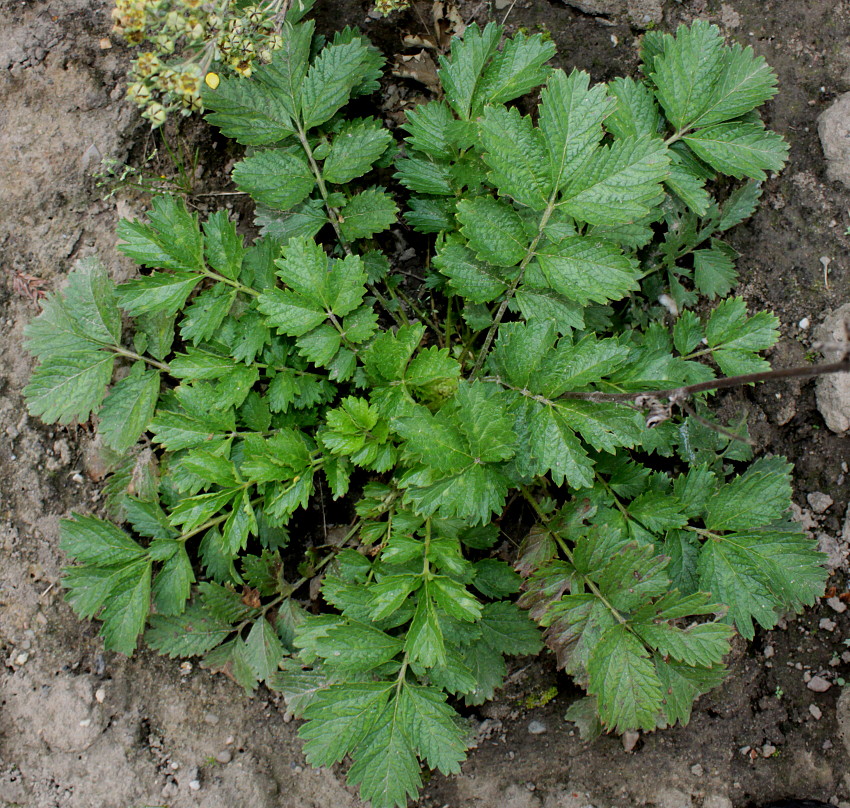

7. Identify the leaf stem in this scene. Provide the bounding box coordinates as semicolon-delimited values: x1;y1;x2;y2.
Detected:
111;345;171;373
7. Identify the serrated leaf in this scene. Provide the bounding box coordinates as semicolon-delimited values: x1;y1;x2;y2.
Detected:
673;310;705;355
346;697;422;808
666;154;711;215
540;69;614;189
61;256;122;344
405;592;446;668
438;22;501;120
476;29;554;107
145;602;233;657
606;77;662;140
479;105;551;210
402;100;454;158
245;616;285;681
256;199;328;243
655;656;728;726
98;561;152;655
60;513;147;566
323;117;392;184
394;157;454;195
405;197;455;233
717;180;762;231
479;601;542;656
460;638;507;706
98;364;160;453
633;620;732;668
535;236;642;305
705;297;779;354
690;42;779;128
116;271;202;317
253;19;314;116
693;242;737;299
399;683;467;774
697;523;826;639
587;623;664;732
559;135;670;226
203;211;245;280
434;241;513;304
116;195;204;273
300;39;381;128
299;682;392;767
232;149;315;211
457;197;527;266
339;188;398;240
151;543;194;616
24;349;114;425
179;285;236;345
683;122;788;181
705;456;792;531
648;20;727;130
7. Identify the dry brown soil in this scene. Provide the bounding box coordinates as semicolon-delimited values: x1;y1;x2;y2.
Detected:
1;1;849;807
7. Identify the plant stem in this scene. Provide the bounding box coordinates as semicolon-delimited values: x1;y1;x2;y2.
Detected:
112;345;171;373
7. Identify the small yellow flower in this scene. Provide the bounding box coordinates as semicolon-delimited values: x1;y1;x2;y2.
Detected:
204;71;220;89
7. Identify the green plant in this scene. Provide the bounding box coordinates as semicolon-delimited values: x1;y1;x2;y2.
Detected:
113;0;317;125
25;17;827;808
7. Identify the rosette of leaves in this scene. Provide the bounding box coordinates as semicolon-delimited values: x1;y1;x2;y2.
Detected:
24;17;826;808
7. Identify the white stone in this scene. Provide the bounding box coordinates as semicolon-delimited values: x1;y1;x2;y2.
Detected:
820;95;850;189
827;596;847;613
809;703;823;720
819;617;837;631
814;303;850;434
807;675;832;692
807;492;834;513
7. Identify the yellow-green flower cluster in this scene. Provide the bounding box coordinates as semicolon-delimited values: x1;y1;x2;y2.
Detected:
372;0;411;15
114;0;285;126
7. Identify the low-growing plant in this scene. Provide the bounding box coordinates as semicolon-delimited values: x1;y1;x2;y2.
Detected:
26;16;829;808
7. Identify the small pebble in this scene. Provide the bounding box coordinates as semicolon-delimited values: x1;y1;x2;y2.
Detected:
225;735;234;745
690;763;704;776
819;617;837;632
739;745;751;756
823;739;833;750
827;596;847;613
215;750;232;764
203;712;220;725
161;782;178;798
95;688;105;703
188;780;201;791
621;730;640;752
807;675;832;692
809;704;823;720
79;718;91;728
764;645;775;659
807;492;833;513
761;744;776;757
13;652;28;666
798;317;811;329
293;765;303;774
527;720;547;735
803;670;811;681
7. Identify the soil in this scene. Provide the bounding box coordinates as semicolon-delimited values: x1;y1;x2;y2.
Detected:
1;1;849;807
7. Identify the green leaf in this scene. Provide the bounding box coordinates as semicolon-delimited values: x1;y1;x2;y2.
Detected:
705;456;792;532
116;271;202;317
299;682;392;767
253;19;314;118
478;105;551;210
203;211;245;280
24;349;114;425
558;135;670;226
405;197;455;234
232;149;315;211
399;683;467;774
402;100;454;158
98;561;152;655
151;543;194;616
346;697;422;808
683;122;788;181
434;241;513;304
587;623;664;732
98;364;160;453
60;513;147;566
116;195;204;273
476;29;554;107
655;656;728;727
717;180;762;231
61;256;122;344
179;286;236;345
705;297;779;354
438;22;501;120
203;74;295;145
535;236;642;305
690;42;779;128
539;69;614;189
633;620;732;668
457;197;527;266
648;20;727;130
473;559;522;598
245;617;285;681
300;38;382;129
479;601;542;656
323;117;393;184
693;242;737;299
338;188;398;240
313;621;404;673
256;199;328;243
606;77;662;140
124;497;176;540
394;157;454;196
145;602;233;657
